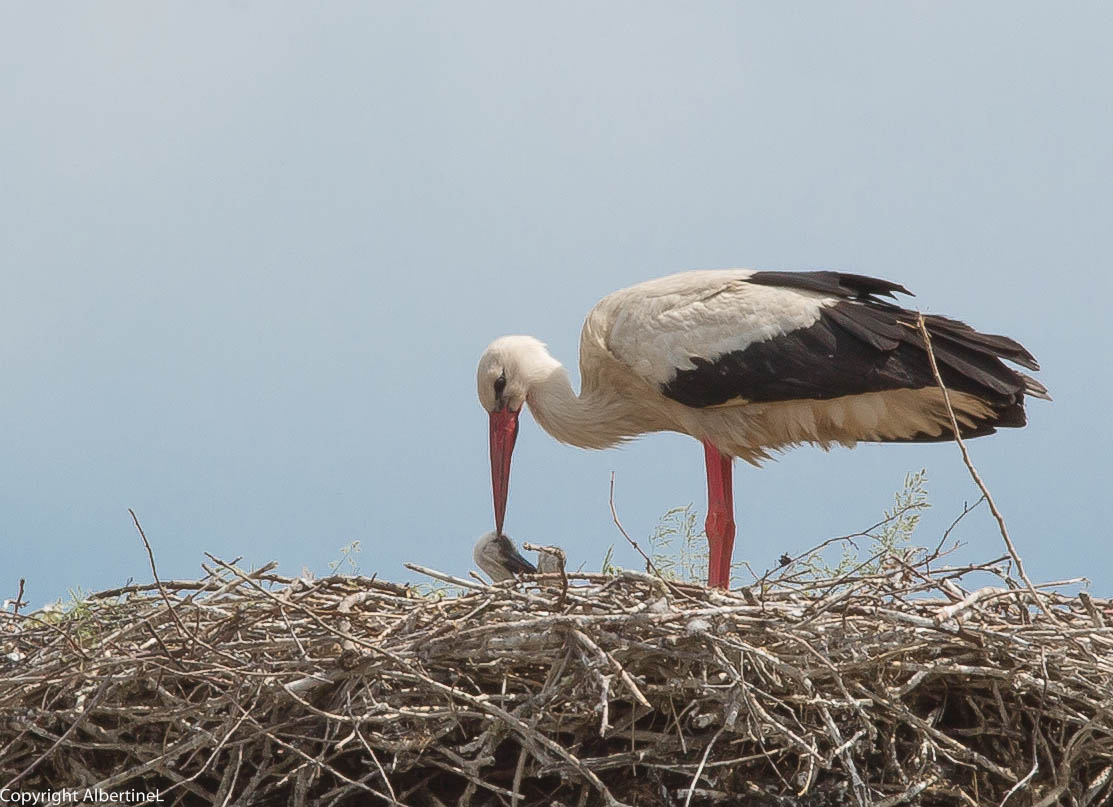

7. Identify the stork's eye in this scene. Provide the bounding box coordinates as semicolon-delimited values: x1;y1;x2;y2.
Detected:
494;372;507;399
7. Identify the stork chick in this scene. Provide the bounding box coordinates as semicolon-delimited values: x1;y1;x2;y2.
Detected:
473;531;536;582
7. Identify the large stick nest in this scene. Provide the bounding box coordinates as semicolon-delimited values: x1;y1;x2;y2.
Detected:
2;550;1112;806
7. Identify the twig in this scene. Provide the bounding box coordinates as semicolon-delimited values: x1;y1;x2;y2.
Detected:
683;726;725;807
2;679;110;790
1081;764;1113;807
511;744;528;807
935;586;1026;624
609;472;700;604
932;496;985;560
86;562;281;601
999;753;1038;807
11;578;26;616
876;775;939;807
1079;592;1106;629
571;628;651;708
762;503;926;585
609;472;664;577
523;541;570;604
142;621;186;671
130;508;193;639
914;314;1061;626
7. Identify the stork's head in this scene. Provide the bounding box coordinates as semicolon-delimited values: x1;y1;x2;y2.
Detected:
473;530;536;582
477;335;559;535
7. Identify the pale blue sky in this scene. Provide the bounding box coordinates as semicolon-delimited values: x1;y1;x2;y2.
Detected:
3;3;1110;606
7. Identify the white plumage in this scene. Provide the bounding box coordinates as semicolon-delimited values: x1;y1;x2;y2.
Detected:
599;270;826;386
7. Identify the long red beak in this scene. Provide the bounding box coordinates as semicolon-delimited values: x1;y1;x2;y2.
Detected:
489;408;520;535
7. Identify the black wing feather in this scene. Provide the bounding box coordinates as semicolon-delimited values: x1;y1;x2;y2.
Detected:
661;271;1048;438
747;270;912;300
922;314;1040;371
824;303;903;350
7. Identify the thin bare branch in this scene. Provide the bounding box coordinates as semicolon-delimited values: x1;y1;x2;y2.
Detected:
914;314;1061;626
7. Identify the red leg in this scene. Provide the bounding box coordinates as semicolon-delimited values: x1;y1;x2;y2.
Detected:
702;439;735;589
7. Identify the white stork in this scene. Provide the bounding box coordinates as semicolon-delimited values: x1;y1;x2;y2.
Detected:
476;269;1048;589
473;530;537;582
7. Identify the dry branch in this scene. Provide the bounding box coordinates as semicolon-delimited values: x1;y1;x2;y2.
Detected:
914;314;1059;626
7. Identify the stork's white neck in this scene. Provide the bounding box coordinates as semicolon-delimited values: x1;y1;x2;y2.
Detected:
525;361;640;450
480;334;652;450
